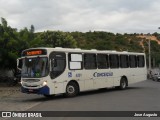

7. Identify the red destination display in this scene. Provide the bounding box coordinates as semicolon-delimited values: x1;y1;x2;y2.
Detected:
22;49;47;56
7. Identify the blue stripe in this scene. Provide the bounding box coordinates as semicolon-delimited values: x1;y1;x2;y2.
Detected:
21;86;50;95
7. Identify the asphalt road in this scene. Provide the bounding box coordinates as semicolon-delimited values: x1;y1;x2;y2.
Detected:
1;79;160;120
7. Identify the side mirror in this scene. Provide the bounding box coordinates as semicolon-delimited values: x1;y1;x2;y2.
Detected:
17;58;22;71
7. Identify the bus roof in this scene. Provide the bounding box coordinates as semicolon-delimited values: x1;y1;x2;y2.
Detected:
22;47;145;56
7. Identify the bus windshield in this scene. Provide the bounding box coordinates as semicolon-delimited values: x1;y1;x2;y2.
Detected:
21;57;48;78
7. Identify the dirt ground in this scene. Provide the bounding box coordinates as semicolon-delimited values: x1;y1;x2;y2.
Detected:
0;84;20;98
0;84;42;113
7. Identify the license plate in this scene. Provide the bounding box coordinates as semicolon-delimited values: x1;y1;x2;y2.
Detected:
29;89;33;92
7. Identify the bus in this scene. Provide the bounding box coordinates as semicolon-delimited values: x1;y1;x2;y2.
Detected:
20;47;147;97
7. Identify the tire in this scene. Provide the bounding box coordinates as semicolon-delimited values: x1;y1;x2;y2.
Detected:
156;79;160;82
65;82;79;97
119;77;127;90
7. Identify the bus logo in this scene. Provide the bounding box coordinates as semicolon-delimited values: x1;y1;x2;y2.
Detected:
93;72;113;77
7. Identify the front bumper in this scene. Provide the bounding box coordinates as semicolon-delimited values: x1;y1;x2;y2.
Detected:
21;86;50;95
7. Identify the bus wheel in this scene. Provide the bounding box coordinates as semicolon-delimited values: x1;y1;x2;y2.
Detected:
119;77;127;90
65;82;79;97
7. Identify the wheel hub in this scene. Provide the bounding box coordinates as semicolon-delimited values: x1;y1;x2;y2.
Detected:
67;85;75;94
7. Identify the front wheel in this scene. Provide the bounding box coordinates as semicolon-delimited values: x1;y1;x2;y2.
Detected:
65;82;79;97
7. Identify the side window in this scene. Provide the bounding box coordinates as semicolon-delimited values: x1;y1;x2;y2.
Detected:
49;52;66;79
68;53;83;70
137;55;145;67
97;54;109;69
120;55;129;68
109;54;119;68
52;59;65;71
84;54;97;69
129;55;137;68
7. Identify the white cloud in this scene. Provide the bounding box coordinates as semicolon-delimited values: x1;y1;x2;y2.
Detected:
0;0;160;33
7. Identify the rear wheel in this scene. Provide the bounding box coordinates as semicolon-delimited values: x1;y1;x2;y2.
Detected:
65;82;79;97
156;79;160;82
119;77;127;90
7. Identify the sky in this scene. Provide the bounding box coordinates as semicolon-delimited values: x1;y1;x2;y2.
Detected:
0;0;160;33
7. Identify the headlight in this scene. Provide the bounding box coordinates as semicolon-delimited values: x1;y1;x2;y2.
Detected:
42;81;47;86
20;81;23;85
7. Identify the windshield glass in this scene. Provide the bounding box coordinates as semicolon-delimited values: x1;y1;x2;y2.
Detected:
21;57;48;78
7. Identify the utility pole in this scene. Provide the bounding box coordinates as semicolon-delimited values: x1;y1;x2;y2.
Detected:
158;27;160;70
148;37;151;73
146;33;151;78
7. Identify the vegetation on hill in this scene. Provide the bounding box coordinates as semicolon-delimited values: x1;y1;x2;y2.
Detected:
0;18;160;73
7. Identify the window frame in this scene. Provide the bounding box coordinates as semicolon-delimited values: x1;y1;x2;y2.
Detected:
137;55;145;67
109;54;119;69
84;53;97;70
97;54;109;69
68;53;83;70
120;55;129;68
129;55;137;68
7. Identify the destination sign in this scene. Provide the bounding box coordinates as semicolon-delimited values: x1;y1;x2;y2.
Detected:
22;49;47;56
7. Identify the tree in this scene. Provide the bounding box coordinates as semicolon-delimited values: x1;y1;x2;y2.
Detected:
30;25;35;33
0;18;18;72
0;18;44;74
1;18;7;28
40;31;77;48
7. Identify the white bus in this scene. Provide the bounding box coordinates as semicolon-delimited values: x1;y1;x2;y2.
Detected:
20;47;147;97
